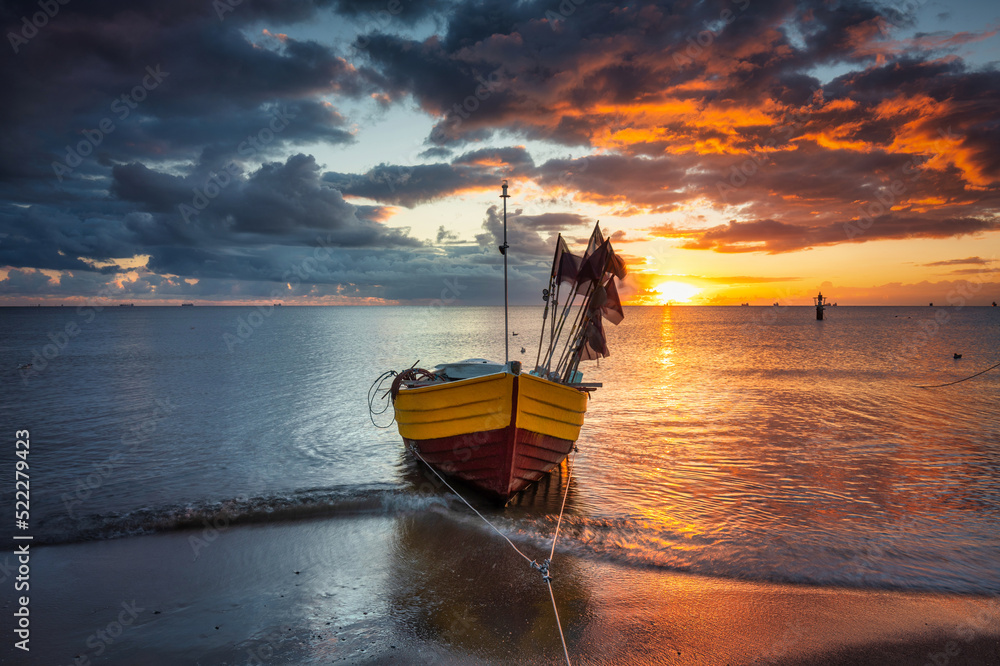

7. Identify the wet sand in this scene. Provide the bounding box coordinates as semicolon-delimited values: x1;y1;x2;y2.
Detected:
7;511;999;665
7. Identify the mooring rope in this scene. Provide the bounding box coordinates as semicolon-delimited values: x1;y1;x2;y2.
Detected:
545;447;577;665
549;447;576;563
410;446;534;565
547;579;572;666
410;445;574;665
913;359;1000;388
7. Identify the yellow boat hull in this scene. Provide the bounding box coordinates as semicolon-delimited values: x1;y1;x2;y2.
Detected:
394;372;587;499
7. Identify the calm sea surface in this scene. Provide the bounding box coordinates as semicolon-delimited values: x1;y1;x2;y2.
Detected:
2;305;998;593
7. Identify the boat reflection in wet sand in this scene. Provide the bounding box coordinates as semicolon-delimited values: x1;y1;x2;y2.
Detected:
376;181;627;503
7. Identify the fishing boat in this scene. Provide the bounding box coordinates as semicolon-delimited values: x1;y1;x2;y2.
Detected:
374;181;627;502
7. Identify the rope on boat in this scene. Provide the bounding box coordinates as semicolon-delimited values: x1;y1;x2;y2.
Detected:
367;370;398;428
913;359;1000;388
369;362;438;428
410;445;575;666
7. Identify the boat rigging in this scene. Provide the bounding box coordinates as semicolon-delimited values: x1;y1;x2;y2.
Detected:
370;181;627;502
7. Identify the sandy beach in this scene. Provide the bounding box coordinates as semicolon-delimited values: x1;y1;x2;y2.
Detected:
8;510;997;665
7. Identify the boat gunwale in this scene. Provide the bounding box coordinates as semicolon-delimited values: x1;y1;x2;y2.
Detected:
396;371;508;394
398;369;589;397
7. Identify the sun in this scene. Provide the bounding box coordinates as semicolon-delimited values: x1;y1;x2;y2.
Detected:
653;281;701;304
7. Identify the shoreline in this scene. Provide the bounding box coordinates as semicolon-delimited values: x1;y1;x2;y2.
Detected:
6;512;998;665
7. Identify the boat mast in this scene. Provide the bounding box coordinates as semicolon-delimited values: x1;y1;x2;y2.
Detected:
500;180;510;364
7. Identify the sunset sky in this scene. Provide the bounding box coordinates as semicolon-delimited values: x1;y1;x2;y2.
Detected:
1;0;998;306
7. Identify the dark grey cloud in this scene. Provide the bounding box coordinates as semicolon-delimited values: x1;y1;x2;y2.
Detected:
0;153;422;294
0;242;544;307
0;1;376;203
673;216;998;254
3;0;999;304
0;0;443;301
324;146;535;206
333;0;454;24
476;205;590;258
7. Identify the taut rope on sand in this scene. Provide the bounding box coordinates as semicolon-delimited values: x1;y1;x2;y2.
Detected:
411;445;575;666
913;359;1000;388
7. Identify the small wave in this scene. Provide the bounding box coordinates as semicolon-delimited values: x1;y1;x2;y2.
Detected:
34;486;452;545
482;513;1000;595
32;489;1000;594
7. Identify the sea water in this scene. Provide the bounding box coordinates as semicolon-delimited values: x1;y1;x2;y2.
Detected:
2;305;998;594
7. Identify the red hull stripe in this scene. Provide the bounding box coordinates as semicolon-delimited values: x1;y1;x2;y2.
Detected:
405;425;575;500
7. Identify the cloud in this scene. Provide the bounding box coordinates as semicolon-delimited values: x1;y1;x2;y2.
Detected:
0;244;551;307
0;153;424;301
674;216;997;254
693;275;803;284
803;278;1000;306
3;0;1000;304
0;1;374;202
921;256;994;267
324;146;535;206
352;0;999;234
476;205;590;258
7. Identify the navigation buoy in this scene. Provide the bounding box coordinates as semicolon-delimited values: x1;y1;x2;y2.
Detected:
813;291;828;320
